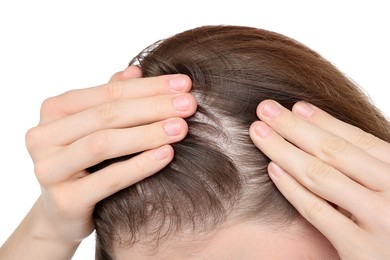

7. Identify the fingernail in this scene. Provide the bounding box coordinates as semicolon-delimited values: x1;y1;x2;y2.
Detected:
164;120;182;136
262;101;281;118
153;146;170;160
169;75;187;91
295;102;314;118
254;122;271;137
173;94;190;111
269;162;285;177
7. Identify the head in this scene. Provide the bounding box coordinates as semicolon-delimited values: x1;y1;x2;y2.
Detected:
93;25;390;259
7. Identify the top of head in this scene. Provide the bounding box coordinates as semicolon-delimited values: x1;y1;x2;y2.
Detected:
93;25;390;259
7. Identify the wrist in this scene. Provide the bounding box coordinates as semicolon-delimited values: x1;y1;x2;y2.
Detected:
30;196;84;246
1;197;81;260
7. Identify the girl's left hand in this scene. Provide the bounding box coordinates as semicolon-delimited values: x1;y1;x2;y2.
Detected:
249;100;390;259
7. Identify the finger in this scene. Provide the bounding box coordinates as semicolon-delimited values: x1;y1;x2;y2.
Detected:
292;101;390;163
40;93;196;145
267;161;361;255
38;118;188;183
39;74;192;124
76;145;174;205
109;66;142;82
249;121;376;219
256;100;390;191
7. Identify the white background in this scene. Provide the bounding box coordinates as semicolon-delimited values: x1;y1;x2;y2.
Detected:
0;1;389;259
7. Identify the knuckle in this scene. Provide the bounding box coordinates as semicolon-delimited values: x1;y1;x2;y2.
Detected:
33;161;51;186
40;96;58;116
283;113;299;131
303;199;326;221
103;81;125;101
103;173;122;193
305;160;332;186
49;191;76;217
320;136;348;158
25;126;43;151
354;130;380;152
133;155;149;176
86;131;111;157
158;94;183;115
338;229;366;259
285;181;301;197
39;91;76;122
152;96;168;114
97;103;118;124
373;196;390;230
143;125;157;145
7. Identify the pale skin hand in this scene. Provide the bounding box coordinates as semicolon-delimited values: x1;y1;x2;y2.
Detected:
250;100;390;259
0;66;197;259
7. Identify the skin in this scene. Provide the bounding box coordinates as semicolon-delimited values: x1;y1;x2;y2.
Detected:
0;66;197;259
249;100;390;259
1;68;389;259
116;218;339;259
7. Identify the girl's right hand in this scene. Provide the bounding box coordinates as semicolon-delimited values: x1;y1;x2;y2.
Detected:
4;66;197;257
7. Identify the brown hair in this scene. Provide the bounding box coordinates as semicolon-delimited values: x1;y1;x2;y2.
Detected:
93;25;390;259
